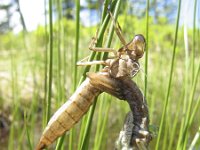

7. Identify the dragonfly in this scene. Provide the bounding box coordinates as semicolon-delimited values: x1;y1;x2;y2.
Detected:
36;12;151;150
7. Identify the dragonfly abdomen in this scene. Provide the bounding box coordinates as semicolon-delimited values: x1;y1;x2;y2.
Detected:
36;78;100;150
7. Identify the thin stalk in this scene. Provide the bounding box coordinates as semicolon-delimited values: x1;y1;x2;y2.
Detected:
175;18;190;150
53;1;65;149
183;18;189;116
191;0;197;83
181;59;200;148
25;86;39;149
24;112;33;150
46;0;53;123
77;0;118;86
92;4;122;147
94;1;122;144
8;51;19;150
69;0;80;149
155;0;182;149
188;122;200;149
73;0;80;90
168;88;185;149
189;95;200;129
162;121;169;150
102;0;119;60
8;107;19;150
77;4;115;148
43;0;48;129
77;17;108;150
144;0;149;97
18;124;27;150
56;0;63;105
94;96;112;150
79;98;98;150
93;95;105;149
101;0;110;22
177;1;198;149
79;1;122;149
149;94;155;122
94;2;110;71
183;134;188;150
77;114;89;150
55;135;65;150
55;1;66;149
93;3;122;146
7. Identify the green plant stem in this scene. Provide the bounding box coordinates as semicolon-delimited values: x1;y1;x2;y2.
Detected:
55;0;66;149
43;0;48;129
77;13;110;150
176;1;198;149
155;0;182;149
77;4;114;148
168;91;184;149
188;114;200;149
102;0;120;60
101;0;110;22
79;1;122;149
175;17;190;150
181;59;200;148
79;98;98;150
56;0;63;105
24;112;33;150
144;0;149;97
46;0;53;124
94;0;110;70
73;0;80;90
94;96;105;148
191;0;197;83
68;0;80;149
189;95;200;129
94;1;123;146
94;96;112;150
78;0;117;86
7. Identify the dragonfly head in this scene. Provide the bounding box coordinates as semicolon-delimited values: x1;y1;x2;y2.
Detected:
126;34;146;60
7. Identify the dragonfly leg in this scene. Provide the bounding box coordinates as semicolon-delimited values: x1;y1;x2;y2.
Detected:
77;59;106;66
108;10;127;46
89;37;117;56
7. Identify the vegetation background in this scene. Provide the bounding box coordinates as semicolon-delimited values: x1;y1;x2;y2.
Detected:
0;0;199;150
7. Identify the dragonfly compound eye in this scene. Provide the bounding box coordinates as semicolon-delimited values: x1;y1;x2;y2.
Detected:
133;34;146;58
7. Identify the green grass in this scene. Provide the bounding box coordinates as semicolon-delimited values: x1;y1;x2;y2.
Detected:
0;0;200;150
155;0;182;149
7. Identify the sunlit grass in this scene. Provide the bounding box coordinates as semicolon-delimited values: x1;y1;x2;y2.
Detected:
156;0;182;149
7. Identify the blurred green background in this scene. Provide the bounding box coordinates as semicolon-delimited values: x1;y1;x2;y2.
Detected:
0;0;199;150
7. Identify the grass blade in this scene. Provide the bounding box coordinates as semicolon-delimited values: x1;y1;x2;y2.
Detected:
69;0;80;149
77;11;111;150
24;112;33;150
191;0;198;82
176;1;198;149
94;95;112;150
155;0;182;149
144;0;149;97
189;124;200;149
46;0;53;124
79;1;122;149
181;59;200;148
43;0;48;129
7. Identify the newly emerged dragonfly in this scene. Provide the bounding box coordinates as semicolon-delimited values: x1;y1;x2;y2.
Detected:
36;12;151;150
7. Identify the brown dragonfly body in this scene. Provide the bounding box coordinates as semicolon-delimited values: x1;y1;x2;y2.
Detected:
37;34;151;150
37;78;100;149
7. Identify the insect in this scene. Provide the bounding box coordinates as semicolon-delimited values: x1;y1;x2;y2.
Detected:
36;12;151;150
